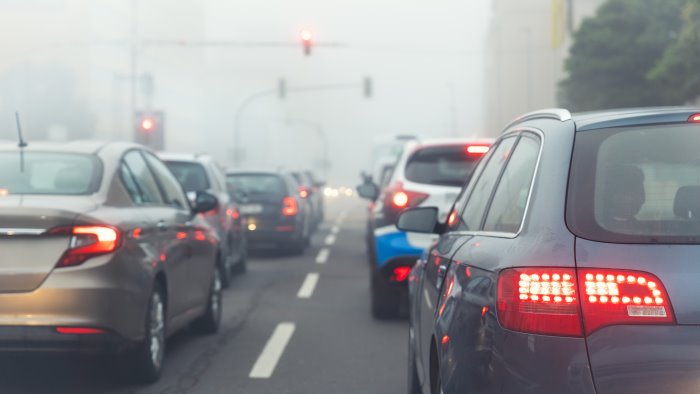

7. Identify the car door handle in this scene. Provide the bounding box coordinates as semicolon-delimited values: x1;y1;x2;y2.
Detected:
436;264;448;288
157;221;168;232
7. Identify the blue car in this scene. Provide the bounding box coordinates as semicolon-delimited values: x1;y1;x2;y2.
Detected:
403;107;700;393
358;139;492;318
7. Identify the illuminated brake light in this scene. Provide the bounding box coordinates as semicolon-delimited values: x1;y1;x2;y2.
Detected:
56;327;106;335
51;225;121;268
688;113;700;123
282;196;298;216
390;266;412;282
579;269;674;334
466;145;490;156
498;268;582;336
299;187;309;199
392;191;409;208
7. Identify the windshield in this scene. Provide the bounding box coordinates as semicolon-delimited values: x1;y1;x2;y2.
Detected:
404;145;479;187
165;161;210;192
226;174;287;200
568;124;700;243
0;152;101;195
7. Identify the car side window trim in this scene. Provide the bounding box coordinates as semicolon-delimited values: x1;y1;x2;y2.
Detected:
120;149;167;207
142;151;190;211
119;160;146;205
456;128;544;238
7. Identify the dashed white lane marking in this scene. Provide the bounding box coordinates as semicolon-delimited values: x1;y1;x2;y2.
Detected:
315;248;330;264
297;273;320;299
324;234;336;245
249;322;296;379
330;225;340;234
423;289;433;309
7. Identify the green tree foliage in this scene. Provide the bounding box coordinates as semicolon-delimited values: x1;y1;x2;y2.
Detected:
648;0;700;104
559;0;685;111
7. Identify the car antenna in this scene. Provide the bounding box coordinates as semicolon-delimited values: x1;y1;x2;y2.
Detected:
15;112;27;172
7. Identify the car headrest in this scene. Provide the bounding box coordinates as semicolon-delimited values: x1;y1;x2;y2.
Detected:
674;186;700;219
602;165;645;220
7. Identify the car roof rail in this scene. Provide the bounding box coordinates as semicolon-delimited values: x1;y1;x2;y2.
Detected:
504;108;572;131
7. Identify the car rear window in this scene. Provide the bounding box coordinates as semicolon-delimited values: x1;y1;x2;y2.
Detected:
567;124;700;243
404;145;479;187
165;161;210;192
226;174;287;200
0;152;101;195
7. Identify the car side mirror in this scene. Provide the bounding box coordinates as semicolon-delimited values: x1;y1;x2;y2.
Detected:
191;190;219;214
397;207;440;234
356;182;379;201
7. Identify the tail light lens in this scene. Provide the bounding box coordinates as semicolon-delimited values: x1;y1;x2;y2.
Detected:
497;268;582;336
50;225;121;268
282;196;298;216
579;269;674;334
465;144;490;157
497;267;675;337
390;266;412;282
299;186;309;199
384;182;429;210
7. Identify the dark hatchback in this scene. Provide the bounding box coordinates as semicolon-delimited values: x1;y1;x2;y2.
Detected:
226;170;312;254
403;107;700;394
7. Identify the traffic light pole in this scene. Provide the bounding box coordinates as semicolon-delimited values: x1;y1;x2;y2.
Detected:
232;79;372;168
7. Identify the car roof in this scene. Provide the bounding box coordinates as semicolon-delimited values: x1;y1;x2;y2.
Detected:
572;107;700;131
158;152;213;163
0;140;141;155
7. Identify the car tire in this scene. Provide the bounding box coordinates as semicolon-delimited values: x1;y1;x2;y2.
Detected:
124;283;166;384
191;266;223;335
232;251;247;275
371;268;399;319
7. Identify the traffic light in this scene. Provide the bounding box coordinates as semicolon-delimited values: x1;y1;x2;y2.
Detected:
300;29;313;56
134;111;165;150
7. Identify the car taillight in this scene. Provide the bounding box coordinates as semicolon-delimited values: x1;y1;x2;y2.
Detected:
385;182;429;210
50;225;121;268
282;196;298;216
299;186;309;199
465;144;490;157
688;113;700;123
497;268;582;336
390;266;412;282
578;269;674;334
497;267;675;337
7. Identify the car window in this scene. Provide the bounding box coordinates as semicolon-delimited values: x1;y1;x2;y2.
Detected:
460;137;517;231
119;162;145;205
165;161;210;192
227;173;288;201
0;152;102;195
404;145;481;187
483;134;540;233
568;124;700;243
144;153;188;209
122;151;163;204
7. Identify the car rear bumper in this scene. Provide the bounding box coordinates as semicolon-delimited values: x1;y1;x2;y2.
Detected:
0;254;151;350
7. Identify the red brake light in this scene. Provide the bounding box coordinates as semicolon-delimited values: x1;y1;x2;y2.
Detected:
497;268;582;336
578;269;674;334
465;145;490;156
52;225;121;268
282;196;298;216
497;267;676;337
390;266;412;282
688;113;700;123
386;182;429;210
56;327;106;335
299;186;309;199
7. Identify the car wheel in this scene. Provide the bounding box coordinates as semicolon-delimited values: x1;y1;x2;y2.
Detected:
371;268;399;319
191;266;223;334
124;283;166;384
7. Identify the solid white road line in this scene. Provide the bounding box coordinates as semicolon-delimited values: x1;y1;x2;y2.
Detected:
249;322;296;379
297;273;320;299
315;248;330;264
324;234;336;245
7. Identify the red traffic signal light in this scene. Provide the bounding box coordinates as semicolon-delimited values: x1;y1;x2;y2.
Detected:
300;29;313;56
140;117;155;132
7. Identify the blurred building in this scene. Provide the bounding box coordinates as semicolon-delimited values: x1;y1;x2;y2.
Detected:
482;0;602;135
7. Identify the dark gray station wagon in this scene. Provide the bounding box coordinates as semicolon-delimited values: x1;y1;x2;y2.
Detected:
403;107;700;394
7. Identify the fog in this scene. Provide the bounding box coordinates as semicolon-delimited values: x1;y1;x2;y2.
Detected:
0;0;490;184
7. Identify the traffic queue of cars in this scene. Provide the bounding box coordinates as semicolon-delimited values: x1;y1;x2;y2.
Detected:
360;107;700;394
0;141;323;384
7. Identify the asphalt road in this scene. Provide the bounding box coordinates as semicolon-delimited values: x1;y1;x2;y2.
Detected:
0;197;408;394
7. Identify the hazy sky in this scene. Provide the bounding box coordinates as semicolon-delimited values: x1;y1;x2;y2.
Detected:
0;0;492;184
